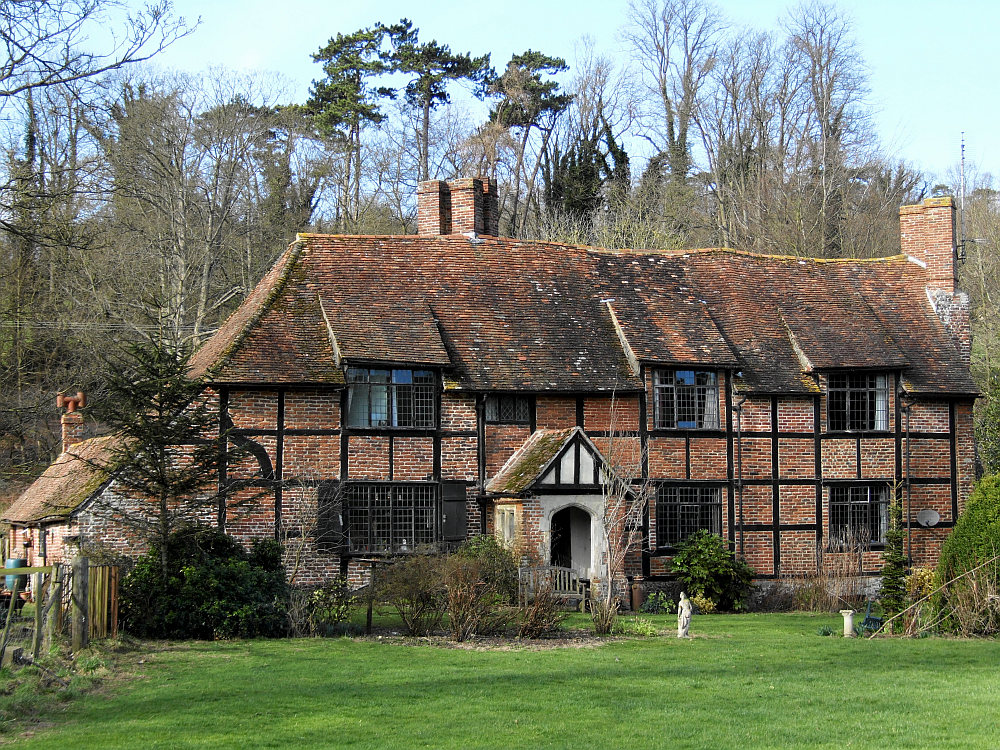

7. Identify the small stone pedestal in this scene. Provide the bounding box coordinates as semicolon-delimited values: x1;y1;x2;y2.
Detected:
840;609;856;637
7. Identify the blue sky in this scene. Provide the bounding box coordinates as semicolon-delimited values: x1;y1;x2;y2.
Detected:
157;0;994;183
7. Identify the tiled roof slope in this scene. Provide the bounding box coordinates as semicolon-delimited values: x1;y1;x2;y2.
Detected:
3;436;118;524
486;428;575;494
189;234;976;396
189;241;344;384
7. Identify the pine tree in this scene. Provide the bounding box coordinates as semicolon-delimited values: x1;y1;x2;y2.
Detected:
91;334;252;576
879;493;908;625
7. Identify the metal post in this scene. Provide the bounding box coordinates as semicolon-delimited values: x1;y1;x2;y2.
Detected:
71;556;89;652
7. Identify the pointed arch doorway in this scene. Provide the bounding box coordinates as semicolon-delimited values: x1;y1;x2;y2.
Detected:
548;504;594;578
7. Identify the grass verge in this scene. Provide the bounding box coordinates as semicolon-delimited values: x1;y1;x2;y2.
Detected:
6;613;1000;748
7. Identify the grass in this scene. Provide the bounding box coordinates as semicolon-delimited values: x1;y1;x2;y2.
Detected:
6;613;1000;748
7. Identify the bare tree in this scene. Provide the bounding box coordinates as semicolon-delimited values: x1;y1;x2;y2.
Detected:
592;394;651;633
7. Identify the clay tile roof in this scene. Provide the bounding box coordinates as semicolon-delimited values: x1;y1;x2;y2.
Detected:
3;435;119;525
186;233;976;396
486;428;577;494
188;240;344;385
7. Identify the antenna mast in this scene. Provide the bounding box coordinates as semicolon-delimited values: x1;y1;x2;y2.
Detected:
959;133;967;261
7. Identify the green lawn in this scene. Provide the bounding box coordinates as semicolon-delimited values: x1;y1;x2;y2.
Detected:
11;613;1000;749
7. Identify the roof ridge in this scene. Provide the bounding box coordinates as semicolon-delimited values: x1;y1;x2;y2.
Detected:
301;232;910;265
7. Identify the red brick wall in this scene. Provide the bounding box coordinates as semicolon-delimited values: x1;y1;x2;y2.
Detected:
583;395;639;431
284;391;340;430
535;396;576;429
392;437;434;480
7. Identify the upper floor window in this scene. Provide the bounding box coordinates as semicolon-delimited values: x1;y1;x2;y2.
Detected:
829;484;889;547
827;373;889;432
655;485;722;547
653;370;719;429
346;368;435;428
485;394;531;425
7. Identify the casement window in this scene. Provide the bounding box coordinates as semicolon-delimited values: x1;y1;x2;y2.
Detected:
485;394;531;425
827;373;889;432
496;506;517;547
829;484;890;547
653;370;719;429
655;485;722;547
346;368;436;428
342;483;438;553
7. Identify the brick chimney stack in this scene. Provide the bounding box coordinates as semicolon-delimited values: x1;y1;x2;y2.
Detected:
417;178;499;236
899;196;970;364
56;391;86;453
900;196;958;293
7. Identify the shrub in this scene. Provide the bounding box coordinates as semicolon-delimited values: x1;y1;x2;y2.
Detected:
639;591;674;614
690;593;716;614
591;598;619;635
378;554;445;636
120;525;288;639
906;567;935;601
443;556;513;641
617;616;660;637
936;475;1000;635
454;535;518;605
517;581;566;638
671;531;755;611
309;577;356;635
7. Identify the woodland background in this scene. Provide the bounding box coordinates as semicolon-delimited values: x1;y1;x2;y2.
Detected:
3;0;999;500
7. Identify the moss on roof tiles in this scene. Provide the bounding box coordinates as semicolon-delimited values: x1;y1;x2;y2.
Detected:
487;429;575;494
185;233;976;396
3;435;120;524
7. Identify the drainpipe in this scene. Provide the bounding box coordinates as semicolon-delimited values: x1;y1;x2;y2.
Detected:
734;396;747;560
901;397;913;566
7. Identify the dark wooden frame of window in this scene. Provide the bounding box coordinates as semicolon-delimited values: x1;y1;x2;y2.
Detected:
341;482;439;554
828;483;890;548
653;370;720;430
484;394;532;425
345;367;436;429
827;373;890;432
655;485;722;548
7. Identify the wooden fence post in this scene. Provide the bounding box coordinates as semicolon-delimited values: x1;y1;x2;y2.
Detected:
46;564;63;649
32;572;43;660
71;556;89;652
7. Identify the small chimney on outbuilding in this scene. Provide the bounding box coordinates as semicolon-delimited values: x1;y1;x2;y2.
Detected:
56;391;86;453
417;178;499;237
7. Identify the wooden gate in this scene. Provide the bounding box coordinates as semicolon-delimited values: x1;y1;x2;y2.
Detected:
87;564;119;639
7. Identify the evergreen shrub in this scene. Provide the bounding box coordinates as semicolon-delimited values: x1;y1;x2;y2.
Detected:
671;530;754;611
120;525;288;639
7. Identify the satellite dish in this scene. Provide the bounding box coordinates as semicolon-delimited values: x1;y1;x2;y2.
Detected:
916;509;940;528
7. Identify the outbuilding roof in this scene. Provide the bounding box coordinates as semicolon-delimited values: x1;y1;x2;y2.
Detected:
3;435;118;525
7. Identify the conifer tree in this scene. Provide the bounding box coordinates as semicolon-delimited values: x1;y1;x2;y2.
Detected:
879;494;908;625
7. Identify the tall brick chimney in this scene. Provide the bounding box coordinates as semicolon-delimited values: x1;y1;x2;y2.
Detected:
899;196;970;363
56;391;86;453
417;178;499;236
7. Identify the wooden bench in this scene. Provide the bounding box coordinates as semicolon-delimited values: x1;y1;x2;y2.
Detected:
518;565;589;610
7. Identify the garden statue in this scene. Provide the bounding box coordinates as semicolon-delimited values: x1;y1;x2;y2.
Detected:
677;591;692;638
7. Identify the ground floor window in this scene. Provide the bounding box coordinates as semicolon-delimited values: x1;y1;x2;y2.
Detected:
496;506;517;547
829;484;889;547
655;485;722;547
343;483;437;553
